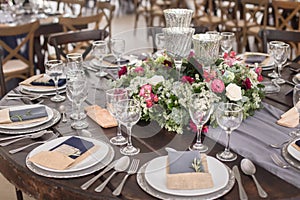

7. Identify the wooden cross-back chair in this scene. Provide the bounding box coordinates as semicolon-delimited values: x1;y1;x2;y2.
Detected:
48;29;109;60
0;20;39;82
272;0;300;31
0;46;6;98
259;29;300;61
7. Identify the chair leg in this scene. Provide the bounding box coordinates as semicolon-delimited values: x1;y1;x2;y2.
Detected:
15;188;23;200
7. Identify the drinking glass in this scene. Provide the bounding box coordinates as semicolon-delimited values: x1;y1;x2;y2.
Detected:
188;93;214;152
92;40;108;77
66;53;83;69
155;33;165;50
273;42;290;84
116;99;141;156
220;32;235;54
105;88;128;146
216;102;243;162
68;76;89;129
111;38;125;69
45;60;65;102
267;41;285;79
291;84;300;137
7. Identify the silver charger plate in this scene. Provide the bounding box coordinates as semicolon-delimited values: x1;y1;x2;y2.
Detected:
136;161;235;200
26;141;114;178
0;109;61;134
282;139;300;170
19;86;66;96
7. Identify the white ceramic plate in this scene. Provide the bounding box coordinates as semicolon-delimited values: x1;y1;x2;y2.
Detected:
19;86;66;96
21;83;66;93
239;52;274;70
287;139;300;162
0;105;53;130
144;156;229;196
27;136;109;173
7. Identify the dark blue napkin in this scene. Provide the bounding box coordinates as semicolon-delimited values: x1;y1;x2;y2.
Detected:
245;55;266;64
31;79;66;87
9;106;48;122
50;137;94;159
168;150;201;174
296;140;300;147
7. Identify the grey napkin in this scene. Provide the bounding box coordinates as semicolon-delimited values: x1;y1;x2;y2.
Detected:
9;106;48;122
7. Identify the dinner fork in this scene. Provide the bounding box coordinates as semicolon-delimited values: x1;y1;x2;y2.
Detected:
270;153;290;169
112;158;140;196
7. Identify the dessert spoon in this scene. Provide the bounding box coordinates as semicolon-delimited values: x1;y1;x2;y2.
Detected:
0;130;51;146
241;158;268;198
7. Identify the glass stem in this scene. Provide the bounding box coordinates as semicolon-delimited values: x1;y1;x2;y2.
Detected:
277;64;282;78
127;126;133;148
174;59;182;81
117;120;122;137
225;130;232;153
54;78;59;97
196;124;203;145
76;102;81;124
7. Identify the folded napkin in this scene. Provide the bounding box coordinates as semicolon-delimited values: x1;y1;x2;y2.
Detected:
28;136;99;170
277;107;299;128
244;53;270;66
166;150;213;190
85;105;117;128
19;74;66;89
0;106;48;125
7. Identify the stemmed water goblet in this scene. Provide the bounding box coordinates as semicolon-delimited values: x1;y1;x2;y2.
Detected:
220;32;235;54
105;88;128;146
291;84;300;137
216;102;243;162
188;93;214;152
111;38;125;70
66;53;83;70
267;41;284;79
45;60;66;102
115;99;141;156
92;40;108;77
273;42;290;84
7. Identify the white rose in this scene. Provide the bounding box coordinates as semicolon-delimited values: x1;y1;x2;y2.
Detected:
226;83;242;101
148;75;164;85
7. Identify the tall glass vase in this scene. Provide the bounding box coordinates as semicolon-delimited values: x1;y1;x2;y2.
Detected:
163;8;194;27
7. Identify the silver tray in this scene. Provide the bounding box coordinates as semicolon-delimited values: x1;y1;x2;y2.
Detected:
26;142;114;178
136;161;235;200
0;109;61;135
282;139;300;170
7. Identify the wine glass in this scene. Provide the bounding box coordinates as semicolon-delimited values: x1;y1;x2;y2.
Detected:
45;60;65;102
105;88;128;146
291;84;300;137
66;53;83;69
92;40;108;77
111;38;125;69
216;102;243;162
116;99;141;156
273;42;290;84
188;93;214;152
267;41;285;79
220;32;235;54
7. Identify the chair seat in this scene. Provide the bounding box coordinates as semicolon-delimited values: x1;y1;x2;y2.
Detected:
248;26;275;34
3;59;29;77
225;20;245;28
198;16;222;24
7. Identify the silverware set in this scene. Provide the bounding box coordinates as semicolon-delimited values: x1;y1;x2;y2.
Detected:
270;153;290;169
80;156;140;196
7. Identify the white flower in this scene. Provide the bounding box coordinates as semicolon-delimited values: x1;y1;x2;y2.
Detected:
226;83;242;101
147;75;164;85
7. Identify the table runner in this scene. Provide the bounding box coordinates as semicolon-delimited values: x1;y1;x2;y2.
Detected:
206;103;300;188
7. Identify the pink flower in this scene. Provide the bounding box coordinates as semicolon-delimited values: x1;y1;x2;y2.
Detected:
181;76;195;84
146;99;153;108
202;125;209;133
189;121;209;133
134;66;144;75
153;94;159;102
118;66;127;77
243;78;252;90
255;67;262;74
139;84;152;99
211;79;225;93
188;50;195;58
257;74;263;82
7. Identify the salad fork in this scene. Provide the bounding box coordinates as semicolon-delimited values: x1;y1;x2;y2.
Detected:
270;153;290;169
112;158;140;196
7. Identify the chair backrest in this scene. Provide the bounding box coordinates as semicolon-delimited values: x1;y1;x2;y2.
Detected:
48;29;109;60
241;0;268;29
259;29;300;60
95;1;116;39
0;46;6;97
57;0;86;16
272;0;300;31
217;0;238;30
0;20;40;80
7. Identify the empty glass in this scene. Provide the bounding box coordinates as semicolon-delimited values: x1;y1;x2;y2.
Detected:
66;53;83;69
105;88;128;146
92;40;108;77
267;41;285;79
45;60;65;102
111;38;125;69
273;42;290;84
216;102;243;162
116;99;141;156
220;32;235;54
188;93;214;152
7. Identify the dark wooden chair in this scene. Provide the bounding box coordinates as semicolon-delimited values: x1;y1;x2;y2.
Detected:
0;46;7;98
259;29;300;61
48;29;109;60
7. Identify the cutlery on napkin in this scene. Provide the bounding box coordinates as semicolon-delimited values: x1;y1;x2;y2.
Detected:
19;74;66;88
85;105;117;128
277;107;299;128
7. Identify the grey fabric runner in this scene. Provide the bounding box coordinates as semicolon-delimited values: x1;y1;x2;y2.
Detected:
206;103;300;188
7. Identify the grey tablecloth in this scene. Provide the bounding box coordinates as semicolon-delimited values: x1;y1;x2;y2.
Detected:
206;103;300;188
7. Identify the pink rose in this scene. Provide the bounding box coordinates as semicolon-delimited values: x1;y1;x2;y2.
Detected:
181;76;195;84
211;79;225;93
257;74;263;82
153;94;159;102
118;66;127;77
146;99;153;108
134;66;144;75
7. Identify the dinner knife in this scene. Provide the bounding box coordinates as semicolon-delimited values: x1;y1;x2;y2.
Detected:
232;165;248;200
80;159;118;190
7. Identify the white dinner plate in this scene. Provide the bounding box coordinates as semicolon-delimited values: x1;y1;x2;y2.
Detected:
19;86;66;96
0;105;53;130
27;136;109;173
21;83;66;93
144;156;229;196
239;52;274;70
287;139;300;162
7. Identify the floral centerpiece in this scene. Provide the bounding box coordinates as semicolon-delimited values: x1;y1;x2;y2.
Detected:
112;51;265;134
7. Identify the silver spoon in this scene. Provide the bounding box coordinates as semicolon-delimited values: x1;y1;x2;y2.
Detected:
0;130;50;146
241;158;268;198
59;105;67;123
94;156;130;192
269;140;290;148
